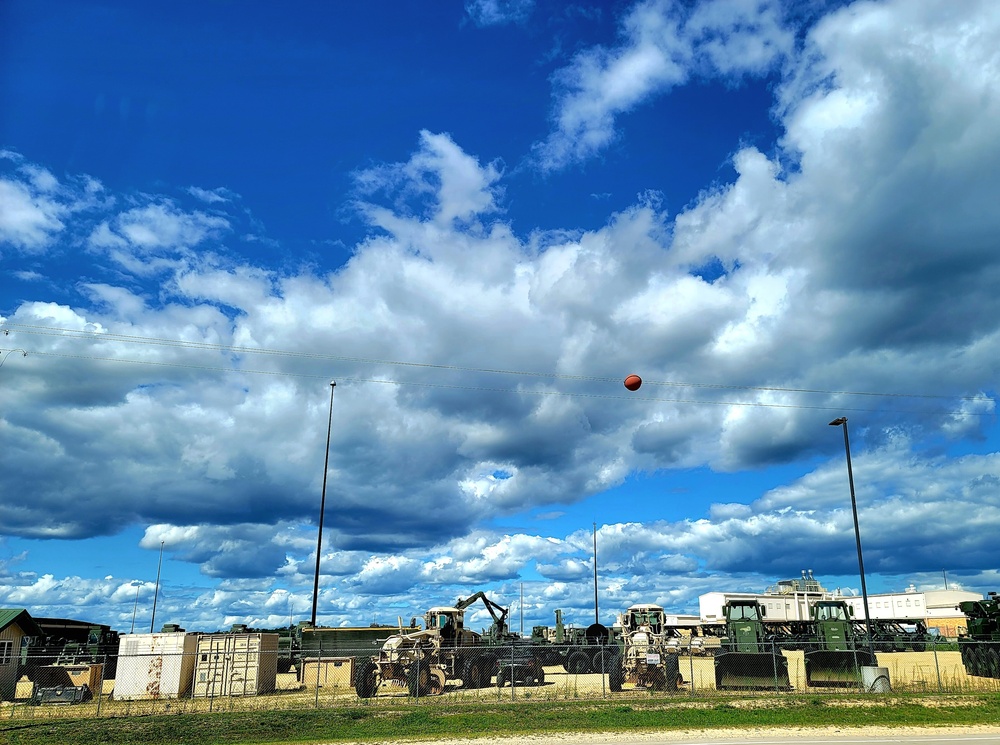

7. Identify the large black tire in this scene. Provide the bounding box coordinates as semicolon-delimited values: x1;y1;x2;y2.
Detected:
567;650;592;674
496;668;511;687
408;662;430;697
987;647;1000;678
355;659;379;699
648;666;667;691
481;655;498;686
960;643;972;667
534;666;546;686
592;648;616;675
463;658;484;689
609;663;624;692
664;655;680;691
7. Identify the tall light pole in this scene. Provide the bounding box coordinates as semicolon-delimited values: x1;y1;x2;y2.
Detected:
0;348;27;368
310;381;336;628
829;417;875;654
150;540;164;633
593;522;600;626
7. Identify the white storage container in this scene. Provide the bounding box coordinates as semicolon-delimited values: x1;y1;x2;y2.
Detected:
114;632;198;700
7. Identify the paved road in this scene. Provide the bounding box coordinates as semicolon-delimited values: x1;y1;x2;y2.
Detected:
540;735;1000;745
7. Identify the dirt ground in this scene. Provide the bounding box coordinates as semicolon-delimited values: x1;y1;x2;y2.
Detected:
353;726;1000;745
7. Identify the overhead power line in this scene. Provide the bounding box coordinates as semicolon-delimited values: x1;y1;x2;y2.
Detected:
1;322;994;411
6;348;972;416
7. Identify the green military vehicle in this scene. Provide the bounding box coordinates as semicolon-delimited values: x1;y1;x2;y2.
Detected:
958;592;1000;678
713;600;790;690
801;600;877;686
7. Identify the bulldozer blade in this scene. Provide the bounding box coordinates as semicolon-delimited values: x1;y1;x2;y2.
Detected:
805;650;877;687
714;652;790;690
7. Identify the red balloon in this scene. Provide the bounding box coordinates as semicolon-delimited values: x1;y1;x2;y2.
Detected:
624;374;642;391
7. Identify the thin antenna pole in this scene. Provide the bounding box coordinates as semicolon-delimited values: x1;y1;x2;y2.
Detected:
311;381;336;627
520;583;524;636
150;540;164;633
130;582;141;634
593;522;599;625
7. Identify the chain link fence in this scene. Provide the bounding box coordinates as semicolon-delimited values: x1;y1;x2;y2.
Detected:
3;639;999;721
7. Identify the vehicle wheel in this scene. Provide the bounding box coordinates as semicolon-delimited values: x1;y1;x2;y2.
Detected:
567;650;592;675
609;664;624;692
534;665;546;686
463;659;483;689
355;659;379;699
987;647;1000;678
496;668;511;687
648;667;667;691
970;647;986;676
408;662;430;697
429;668;447;695
593;648;616;675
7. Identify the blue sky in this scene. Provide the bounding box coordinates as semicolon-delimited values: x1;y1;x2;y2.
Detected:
2;0;999;634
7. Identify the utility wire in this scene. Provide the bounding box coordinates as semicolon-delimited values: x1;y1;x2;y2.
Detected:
6;347;992;417
2;322;991;404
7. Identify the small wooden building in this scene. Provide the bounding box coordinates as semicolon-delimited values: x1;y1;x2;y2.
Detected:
0;608;42;701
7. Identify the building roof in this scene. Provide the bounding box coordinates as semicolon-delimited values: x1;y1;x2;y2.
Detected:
0;608;43;637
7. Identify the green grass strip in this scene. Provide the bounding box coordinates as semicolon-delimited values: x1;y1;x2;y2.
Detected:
2;694;999;745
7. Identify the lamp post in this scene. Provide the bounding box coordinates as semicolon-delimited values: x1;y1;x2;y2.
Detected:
829;417;875;654
592;522;599;626
310;381;336;628
0;348;27;368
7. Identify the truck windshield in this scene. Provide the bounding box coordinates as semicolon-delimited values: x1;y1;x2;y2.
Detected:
816;605;846;621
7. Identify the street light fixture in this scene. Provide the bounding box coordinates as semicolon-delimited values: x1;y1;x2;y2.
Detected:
829;416;875;654
310;381;336;628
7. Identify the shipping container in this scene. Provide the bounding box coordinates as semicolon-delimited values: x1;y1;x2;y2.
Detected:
114;632;198;700
192;633;278;697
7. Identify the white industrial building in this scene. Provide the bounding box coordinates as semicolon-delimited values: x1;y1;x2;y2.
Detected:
698;572;980;635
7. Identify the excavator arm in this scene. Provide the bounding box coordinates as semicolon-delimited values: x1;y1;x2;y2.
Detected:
455;591;510;636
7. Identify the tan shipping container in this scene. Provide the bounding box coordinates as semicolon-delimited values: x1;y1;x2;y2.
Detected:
301;656;355;690
193;633;278;697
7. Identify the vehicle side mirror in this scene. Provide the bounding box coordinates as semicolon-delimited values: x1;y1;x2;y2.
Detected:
848;606;854;617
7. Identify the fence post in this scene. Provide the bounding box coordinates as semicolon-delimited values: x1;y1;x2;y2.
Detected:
772;639;779;694
932;641;943;693
95;654;105;717
600;643;606;698
689;648;695;695
509;642;515;701
314;640;321;708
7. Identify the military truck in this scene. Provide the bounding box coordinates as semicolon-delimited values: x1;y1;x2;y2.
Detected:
354;591;514;697
958;591;1000;679
21;617;121;681
608;603;681;692
529;609;615;674
801;600;876;687
712;600;790;690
